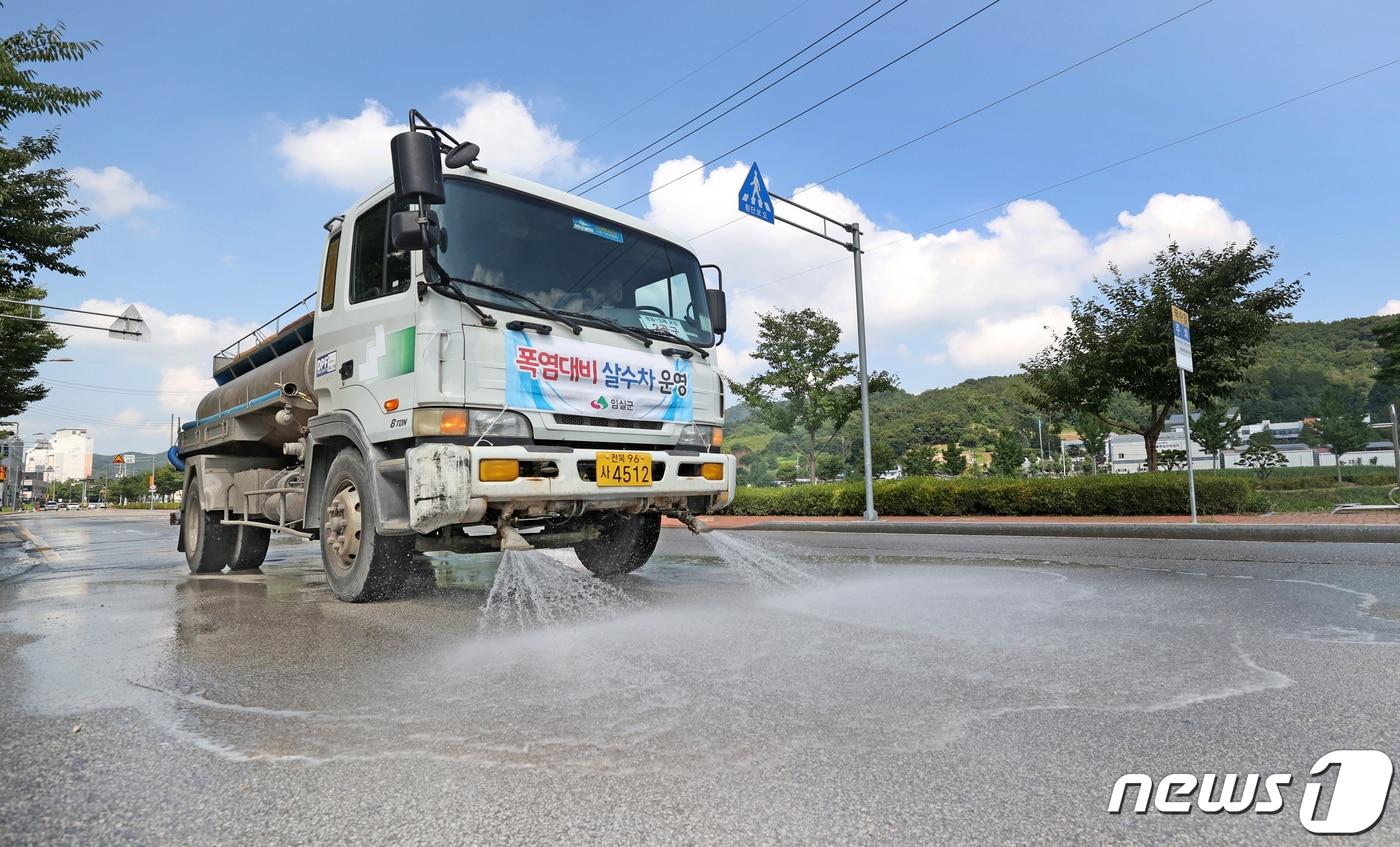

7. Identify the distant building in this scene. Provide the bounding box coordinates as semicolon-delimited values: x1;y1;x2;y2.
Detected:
50;428;94;481
0;435;22;510
22;434;54;482
1107;416;1396;472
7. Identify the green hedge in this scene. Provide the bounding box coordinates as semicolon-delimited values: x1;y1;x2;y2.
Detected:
726;474;1261;517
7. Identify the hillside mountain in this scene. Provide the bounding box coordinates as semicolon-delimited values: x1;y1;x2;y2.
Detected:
724;315;1392;483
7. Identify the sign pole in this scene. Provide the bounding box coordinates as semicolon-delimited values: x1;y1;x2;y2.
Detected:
1171;305;1198;524
1178;366;1198;524
849;223;877;522
738;162;879;520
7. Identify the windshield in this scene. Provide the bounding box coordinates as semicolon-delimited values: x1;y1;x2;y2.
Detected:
433;178;713;345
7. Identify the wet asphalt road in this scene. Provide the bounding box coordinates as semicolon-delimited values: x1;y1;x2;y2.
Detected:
2;510;1399;845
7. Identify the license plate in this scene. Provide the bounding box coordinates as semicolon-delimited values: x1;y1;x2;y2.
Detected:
595;451;653;487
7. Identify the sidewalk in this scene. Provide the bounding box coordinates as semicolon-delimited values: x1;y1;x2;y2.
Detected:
667;510;1400;544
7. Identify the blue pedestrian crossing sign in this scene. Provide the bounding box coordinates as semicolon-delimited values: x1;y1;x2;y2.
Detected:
738;162;775;224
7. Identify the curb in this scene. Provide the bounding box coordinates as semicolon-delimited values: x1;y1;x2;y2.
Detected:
724;520;1400;545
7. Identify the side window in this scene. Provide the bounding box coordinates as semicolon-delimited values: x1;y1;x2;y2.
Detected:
319;233;340;311
349;198;411;304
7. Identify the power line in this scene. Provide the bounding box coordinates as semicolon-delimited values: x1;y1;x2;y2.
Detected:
683;0;1214;244
575;0;812;144
43;378;207;397
617;0;1004;209
732;55;1400;293
572;0;900;195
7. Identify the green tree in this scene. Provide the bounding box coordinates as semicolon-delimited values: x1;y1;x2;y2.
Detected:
1239;430;1285;481
942;442;967;476
774;459;798;485
989;429;1025;476
815;452;844;481
1072;415;1108;475
1192;404;1241;470
1023;241;1302;471
901;444;939;477
1374;316;1400;408
1302;388;1375;482
1157;449;1187;471
733;307;897;483
154;465;182;497
0;21;101;418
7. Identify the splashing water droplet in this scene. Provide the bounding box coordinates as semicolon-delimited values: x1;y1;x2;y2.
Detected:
702;531;817;588
481;549;636;630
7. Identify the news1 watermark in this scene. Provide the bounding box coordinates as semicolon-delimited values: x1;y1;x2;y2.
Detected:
1109;750;1395;835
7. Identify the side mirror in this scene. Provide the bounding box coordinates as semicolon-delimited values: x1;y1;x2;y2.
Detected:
444;141;481;170
706;288;727;335
390;209;440;251
390;131;445;206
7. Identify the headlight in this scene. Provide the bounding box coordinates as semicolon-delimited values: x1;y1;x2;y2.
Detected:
413;408;533;439
678;424;723;449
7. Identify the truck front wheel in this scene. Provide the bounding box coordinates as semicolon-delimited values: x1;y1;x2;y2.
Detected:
572;512;661;577
320;449;413;602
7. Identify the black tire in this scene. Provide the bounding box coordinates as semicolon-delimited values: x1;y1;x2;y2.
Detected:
319;449;414;602
229;526;270;571
573;512;661;576
183;483;238;574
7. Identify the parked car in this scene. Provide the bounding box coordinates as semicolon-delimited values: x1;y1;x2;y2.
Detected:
42;502;59;511
65;503;81;511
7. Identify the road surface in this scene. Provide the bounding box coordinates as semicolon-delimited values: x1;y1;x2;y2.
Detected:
2;509;1398;845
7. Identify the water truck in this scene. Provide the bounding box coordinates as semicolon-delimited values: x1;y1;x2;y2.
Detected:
175;111;734;601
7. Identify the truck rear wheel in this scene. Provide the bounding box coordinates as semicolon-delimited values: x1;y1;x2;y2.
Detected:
320;449;413;602
573;512;661;577
229;526;270;571
183;485;238;574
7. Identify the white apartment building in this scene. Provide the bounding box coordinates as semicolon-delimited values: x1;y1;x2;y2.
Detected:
50;428;93;482
22;434;54;481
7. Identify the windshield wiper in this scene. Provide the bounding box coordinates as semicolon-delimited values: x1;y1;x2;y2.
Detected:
555;310;654;350
446;277;583;335
637;327;709;359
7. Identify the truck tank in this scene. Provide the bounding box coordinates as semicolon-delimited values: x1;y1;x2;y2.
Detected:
178;341;317;458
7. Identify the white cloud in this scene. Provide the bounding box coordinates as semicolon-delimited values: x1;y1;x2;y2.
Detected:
64;299;256;414
944;305;1071;370
277;89;591;192
1093;193;1253;271
1379;299;1400;316
646;158;1251;379
69;166;167;218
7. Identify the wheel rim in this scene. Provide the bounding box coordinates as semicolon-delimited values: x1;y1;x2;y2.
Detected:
324;481;362;573
184;492;201;551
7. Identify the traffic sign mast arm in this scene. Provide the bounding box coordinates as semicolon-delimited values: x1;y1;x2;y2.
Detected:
740;161;877;520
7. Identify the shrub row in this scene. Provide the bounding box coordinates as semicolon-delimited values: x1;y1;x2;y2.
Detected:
726;474;1261;517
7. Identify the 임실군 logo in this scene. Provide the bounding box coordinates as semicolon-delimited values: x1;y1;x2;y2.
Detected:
591;395;607;411
1108;750;1395;835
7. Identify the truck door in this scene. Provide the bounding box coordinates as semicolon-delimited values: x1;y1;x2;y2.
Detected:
312;191;418;442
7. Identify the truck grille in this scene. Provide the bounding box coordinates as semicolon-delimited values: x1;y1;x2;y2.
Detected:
552;414;663;431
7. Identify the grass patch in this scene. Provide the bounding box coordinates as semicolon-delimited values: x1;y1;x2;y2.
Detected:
1264;485;1398;512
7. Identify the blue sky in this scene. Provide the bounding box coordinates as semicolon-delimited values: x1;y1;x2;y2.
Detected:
14;0;1400;452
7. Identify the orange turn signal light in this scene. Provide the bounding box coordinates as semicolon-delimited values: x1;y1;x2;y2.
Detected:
439;410;468;436
479;459;520;482
383;398;399;412
701;462;724;481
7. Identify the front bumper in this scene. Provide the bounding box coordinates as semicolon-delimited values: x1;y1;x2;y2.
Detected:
404;443;736;533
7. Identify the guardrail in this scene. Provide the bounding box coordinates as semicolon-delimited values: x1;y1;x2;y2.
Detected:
214;291;315;365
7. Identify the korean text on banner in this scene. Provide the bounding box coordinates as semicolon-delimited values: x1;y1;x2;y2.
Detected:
505;331;694;423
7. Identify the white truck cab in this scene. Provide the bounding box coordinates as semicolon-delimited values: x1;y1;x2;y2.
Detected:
176;112;734;601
